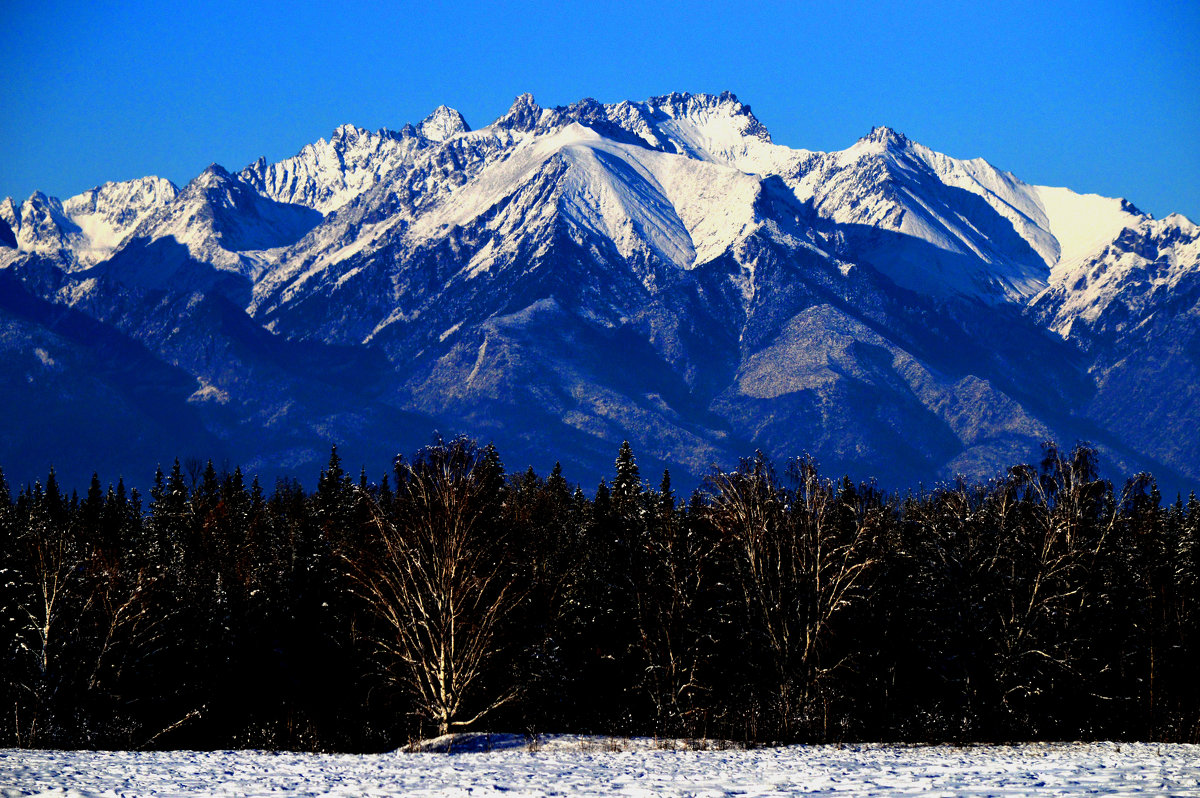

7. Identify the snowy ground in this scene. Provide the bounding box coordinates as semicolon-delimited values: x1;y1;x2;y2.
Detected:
2;737;1198;797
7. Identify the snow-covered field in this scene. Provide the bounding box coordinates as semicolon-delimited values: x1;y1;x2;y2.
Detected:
2;737;1198;797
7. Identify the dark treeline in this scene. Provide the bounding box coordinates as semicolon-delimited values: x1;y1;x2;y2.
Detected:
2;436;1198;750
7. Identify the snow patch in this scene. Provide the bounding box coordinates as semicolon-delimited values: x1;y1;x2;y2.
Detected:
188;378;230;405
33;347;56;368
1032;185;1141;272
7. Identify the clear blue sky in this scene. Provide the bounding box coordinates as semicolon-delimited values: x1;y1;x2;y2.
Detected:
2;0;1197;220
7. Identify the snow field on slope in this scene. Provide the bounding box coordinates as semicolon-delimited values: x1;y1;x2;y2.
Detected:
1032;185;1140;273
1036;213;1200;335
60;178;180;267
3;740;1198;797
407;122;767;276
910;144;1060;269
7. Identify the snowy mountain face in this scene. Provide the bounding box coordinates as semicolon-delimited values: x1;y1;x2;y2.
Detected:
0;177;178;271
418;105;471;142
107;165;322;283
1032;211;1199;341
2;91;1198;491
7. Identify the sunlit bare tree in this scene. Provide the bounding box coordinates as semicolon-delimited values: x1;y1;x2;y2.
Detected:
996;442;1127;723
345;437;519;737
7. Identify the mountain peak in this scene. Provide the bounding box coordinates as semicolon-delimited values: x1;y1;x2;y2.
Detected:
647;91;771;144
330;123;369;144
184;164;238;195
859;126;911;149
495;93;542;132
419;105;471;142
1165;212;1198;230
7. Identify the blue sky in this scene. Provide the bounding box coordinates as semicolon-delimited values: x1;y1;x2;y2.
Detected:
2;0;1197;220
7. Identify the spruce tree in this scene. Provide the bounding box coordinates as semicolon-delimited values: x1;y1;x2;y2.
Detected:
612;441;642;508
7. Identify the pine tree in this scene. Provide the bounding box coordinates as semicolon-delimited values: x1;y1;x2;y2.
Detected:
658;469;674;514
79;474;105;548
478;441;507;512
594;479;611;517
612;441;642;508
547;461;569;504
314;446;355;544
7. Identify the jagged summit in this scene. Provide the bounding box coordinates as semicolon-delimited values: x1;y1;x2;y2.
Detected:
68;175;178;202
859;126;910;149
418;105;470;142
644;91;773;145
329;123;372;144
7;92;1191;308
495;92;542;132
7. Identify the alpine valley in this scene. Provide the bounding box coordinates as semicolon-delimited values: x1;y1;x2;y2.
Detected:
3;92;1198;492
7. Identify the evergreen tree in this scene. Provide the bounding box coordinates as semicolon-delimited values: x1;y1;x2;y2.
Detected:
612;441;642;508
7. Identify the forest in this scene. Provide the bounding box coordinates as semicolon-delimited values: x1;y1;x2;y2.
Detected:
2;436;1197;750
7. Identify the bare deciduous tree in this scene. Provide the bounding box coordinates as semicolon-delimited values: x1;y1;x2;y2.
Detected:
346;438;519;737
632;483;721;736
4;489;78;747
996;443;1127;724
706;453;883;737
81;555;167;697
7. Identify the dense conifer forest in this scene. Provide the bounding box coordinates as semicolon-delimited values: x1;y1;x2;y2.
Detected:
2;437;1198;750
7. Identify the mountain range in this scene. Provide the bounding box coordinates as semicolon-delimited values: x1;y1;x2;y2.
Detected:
2;91;1198;493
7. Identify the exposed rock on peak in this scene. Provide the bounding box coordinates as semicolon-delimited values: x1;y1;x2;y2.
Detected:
1120;198;1146;217
331;123;368;144
419;105;470;142
191;163;234;186
0;214;15;249
495;92;542;132
859;126;911;149
0;196;17;227
647;91;772;144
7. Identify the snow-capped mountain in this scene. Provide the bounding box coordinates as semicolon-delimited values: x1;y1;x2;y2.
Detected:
95;164;322;297
0;177;178;271
418;105;471;143
2;91;1197;491
1032;211;1199;340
